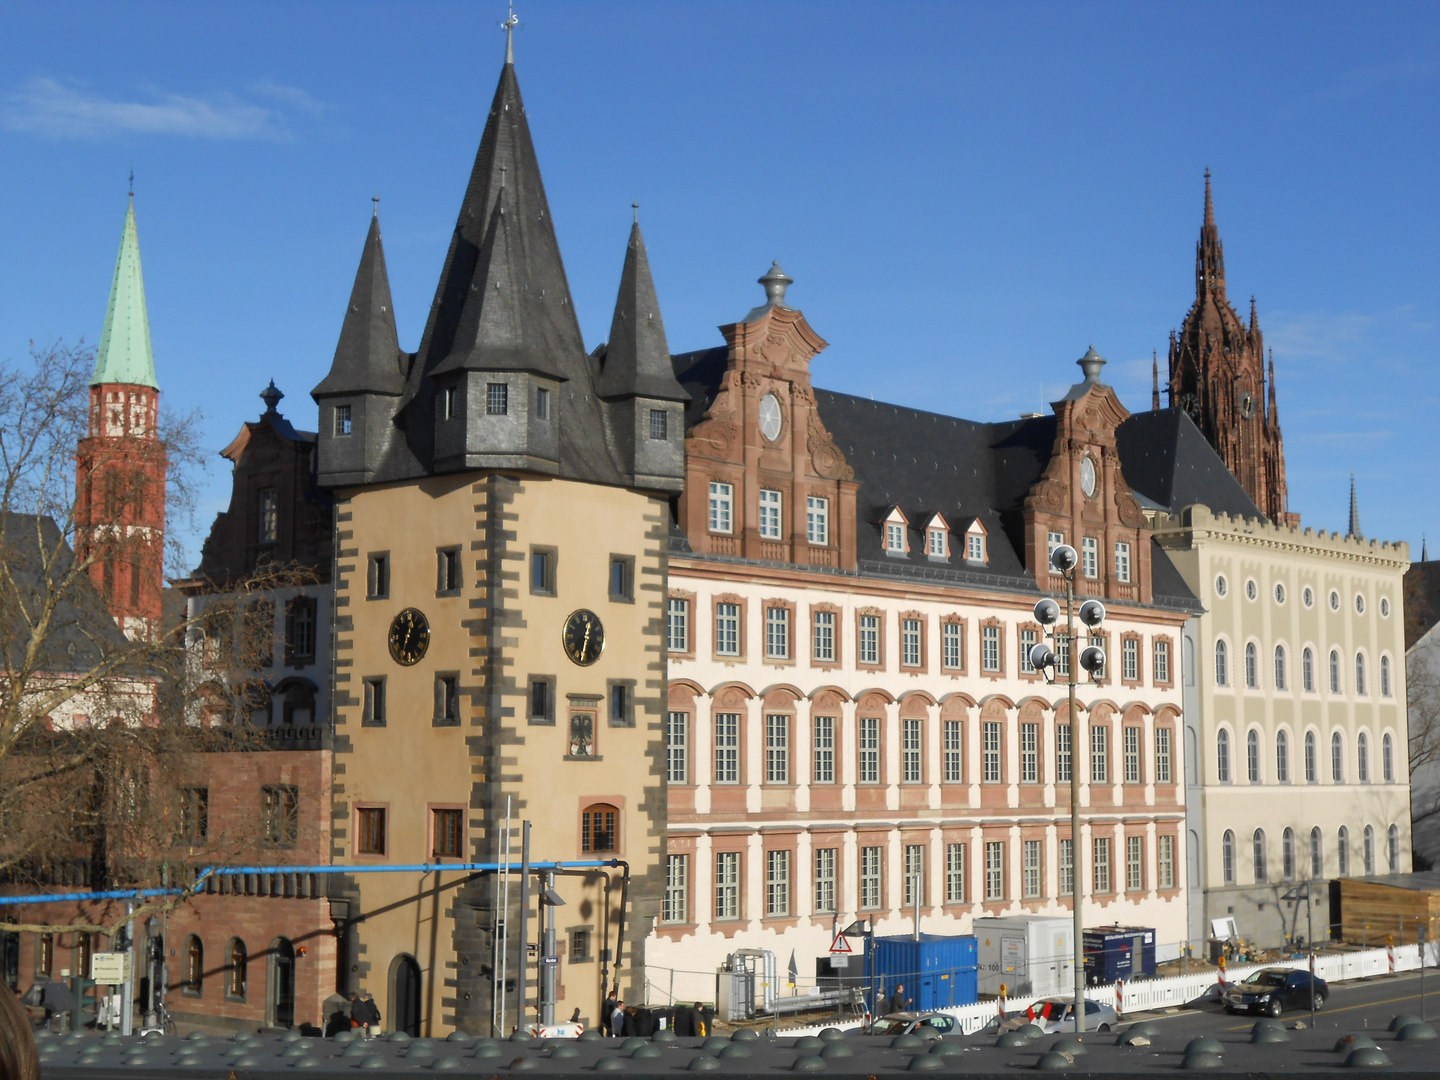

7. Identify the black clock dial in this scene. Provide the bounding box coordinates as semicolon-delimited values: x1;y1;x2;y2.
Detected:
1239;391;1255;420
1179;392;1199;419
388;608;431;666
562;609;604;666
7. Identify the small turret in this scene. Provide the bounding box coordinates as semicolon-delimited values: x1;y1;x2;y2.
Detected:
1347;474;1363;540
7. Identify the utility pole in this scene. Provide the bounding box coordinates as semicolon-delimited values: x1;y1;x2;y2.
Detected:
119;902;135;1036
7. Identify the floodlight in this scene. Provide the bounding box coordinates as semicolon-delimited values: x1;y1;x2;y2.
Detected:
1050;544;1078;573
1033;598;1060;626
1078;599;1106;628
1029;643;1055;670
1079;646;1106;674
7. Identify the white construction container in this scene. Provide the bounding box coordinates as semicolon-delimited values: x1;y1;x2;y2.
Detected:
974;916;1075;998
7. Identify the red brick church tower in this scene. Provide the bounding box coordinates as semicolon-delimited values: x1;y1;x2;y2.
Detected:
75;196;167;638
1162;172;1295;524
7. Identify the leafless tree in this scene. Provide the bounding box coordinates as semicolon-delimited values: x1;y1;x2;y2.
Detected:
1407;644;1440;869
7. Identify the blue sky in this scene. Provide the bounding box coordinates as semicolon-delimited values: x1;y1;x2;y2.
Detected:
1;1;1436;564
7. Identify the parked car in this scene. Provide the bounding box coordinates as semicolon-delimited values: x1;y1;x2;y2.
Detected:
1223;967;1327;1016
1024;997;1119;1033
870;1012;959;1038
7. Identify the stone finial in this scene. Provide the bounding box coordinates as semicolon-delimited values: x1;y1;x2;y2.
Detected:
759;262;793;307
261;380;284;415
1077;345;1106;384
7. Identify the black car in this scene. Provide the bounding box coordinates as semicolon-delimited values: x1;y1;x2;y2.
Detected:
1223;967;1328;1015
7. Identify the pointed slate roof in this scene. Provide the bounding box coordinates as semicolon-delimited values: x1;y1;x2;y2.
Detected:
596;222;689;401
312;213;405;397
1113;408;1263;519
92;200;159;389
1348;474;1363;539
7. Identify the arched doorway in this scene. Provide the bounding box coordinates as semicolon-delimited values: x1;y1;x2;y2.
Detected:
392;955;421;1037
269;938;296;1029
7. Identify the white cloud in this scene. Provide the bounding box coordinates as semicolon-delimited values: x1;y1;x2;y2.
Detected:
1;77;326;141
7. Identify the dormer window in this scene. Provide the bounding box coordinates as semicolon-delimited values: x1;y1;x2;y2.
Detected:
334;405;352;436
966;529;987;564
928;528;946;557
883;508;909;556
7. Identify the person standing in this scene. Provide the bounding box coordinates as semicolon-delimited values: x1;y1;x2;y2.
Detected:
888;984;909;1013
352;992;381;1039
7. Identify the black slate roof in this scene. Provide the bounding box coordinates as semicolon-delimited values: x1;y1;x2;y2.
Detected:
595;222;689;402
312;214;405;398
1114;408;1262;519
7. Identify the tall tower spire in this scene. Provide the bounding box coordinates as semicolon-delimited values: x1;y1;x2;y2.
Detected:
1347;474;1363;539
1195;168;1226;299
1151;351;1160;410
92;200;160;390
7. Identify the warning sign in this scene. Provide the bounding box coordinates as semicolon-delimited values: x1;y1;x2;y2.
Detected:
829;932;853;955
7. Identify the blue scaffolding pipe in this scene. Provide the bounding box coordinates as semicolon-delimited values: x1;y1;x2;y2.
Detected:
0;859;621;907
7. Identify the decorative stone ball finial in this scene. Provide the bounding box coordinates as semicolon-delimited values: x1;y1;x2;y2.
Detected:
759;262;793;307
1076;345;1106;384
261;380;284;414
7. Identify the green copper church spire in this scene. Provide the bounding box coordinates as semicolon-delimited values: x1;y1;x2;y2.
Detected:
92;198;159;389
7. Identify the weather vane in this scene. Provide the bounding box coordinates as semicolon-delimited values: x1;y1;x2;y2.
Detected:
502;1;518;35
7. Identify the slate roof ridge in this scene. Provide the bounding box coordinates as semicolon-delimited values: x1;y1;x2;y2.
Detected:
312;213;405;398
596;221;689;402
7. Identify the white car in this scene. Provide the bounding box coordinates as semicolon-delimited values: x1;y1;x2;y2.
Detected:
1024;997;1119;1034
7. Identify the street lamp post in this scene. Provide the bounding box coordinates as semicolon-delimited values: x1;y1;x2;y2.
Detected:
1029;544;1106;1035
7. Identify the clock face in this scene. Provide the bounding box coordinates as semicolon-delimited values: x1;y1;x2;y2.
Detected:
1239;391;1255;420
1179;392;1199;419
562;609;605;666
758;393;783;442
388;608;431;666
1080;456;1097;498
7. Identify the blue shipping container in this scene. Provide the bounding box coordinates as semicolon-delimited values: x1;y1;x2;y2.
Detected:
871;934;978;1011
1082;926;1156;984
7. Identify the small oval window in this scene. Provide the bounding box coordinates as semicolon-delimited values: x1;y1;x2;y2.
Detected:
1274;583;1286;605
1215;575;1228;598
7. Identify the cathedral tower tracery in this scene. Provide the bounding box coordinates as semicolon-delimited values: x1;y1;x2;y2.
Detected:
1166;171;1294;524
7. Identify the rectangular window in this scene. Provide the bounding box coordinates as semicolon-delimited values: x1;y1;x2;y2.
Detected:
812;610;835;663
944;721;964;783
1158;834;1175;889
282;598;314;666
648;408;668;441
806;496;829;545
1155;727;1172;784
535;386;549;420
813;716;835;784
1091;726;1108;784
985;841;1005;900
334;404;352;436
714;852;740;920
1021;723;1039;783
904;845;926;906
666;712;688;784
530;549;553;594
1114;541;1131;583
765;850;791;916
181;787;209;841
367;553;389;599
1094;837;1112;893
529;677;553;723
609;556;633;601
860;847;882;909
435;674;460;724
257;487;278;544
437;547;461;593
432;808;463;858
715;602;740;656
708;481;733;533
982;624;1001;672
765;606;790;659
714;713;740;784
1122;638;1138;681
263;785;299;848
1055;632;1071;677
858;614;879;665
1056;723;1072;783
859;717;881;783
983;721;1002;783
902;718;923;783
609;682;631;725
442;384;459;421
1082;536;1098;578
758;489;782;540
1126;835;1144;892
942;622;963;670
1023;839;1042;898
1019;628;1038;674
765;714;790;784
885;521;906;553
486;382;508;415
1154;640;1171;683
569;930;589;962
363;676;386;726
356;807;386;855
1059;838;1074;896
967;532;985;561
580;805;616;852
663;854;688;923
1047;530;1064;562
667;597;689;653
902;618;922;667
945;843;966;903
1124;726;1141;783
928;528;946;557
814;848;837;913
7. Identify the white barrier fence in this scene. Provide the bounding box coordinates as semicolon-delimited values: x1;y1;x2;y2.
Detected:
777;942;1440;1037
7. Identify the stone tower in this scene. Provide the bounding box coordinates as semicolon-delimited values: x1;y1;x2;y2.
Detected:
75;196;167;637
1165;172;1294;525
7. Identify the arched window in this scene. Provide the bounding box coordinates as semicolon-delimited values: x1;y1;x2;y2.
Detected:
1253;829;1267;883
1222;830;1235;885
1305;731;1317;783
1302;648;1315;692
1216;730;1231;784
1276;731;1290;783
1381;656;1392;697
1330;650;1341;693
227;939;247;1000
1383;734;1395;782
1355;653;1367;696
1282;827;1296;880
1357;732;1370;782
1245;643;1259;689
1338;826;1350;875
1274;646;1287;690
184;936;203;994
581;803;619;853
1388;825;1400;872
1310;827;1323;878
1247;729;1261;783
1215;641;1229;687
1363;825;1375;875
1332;732;1344;783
